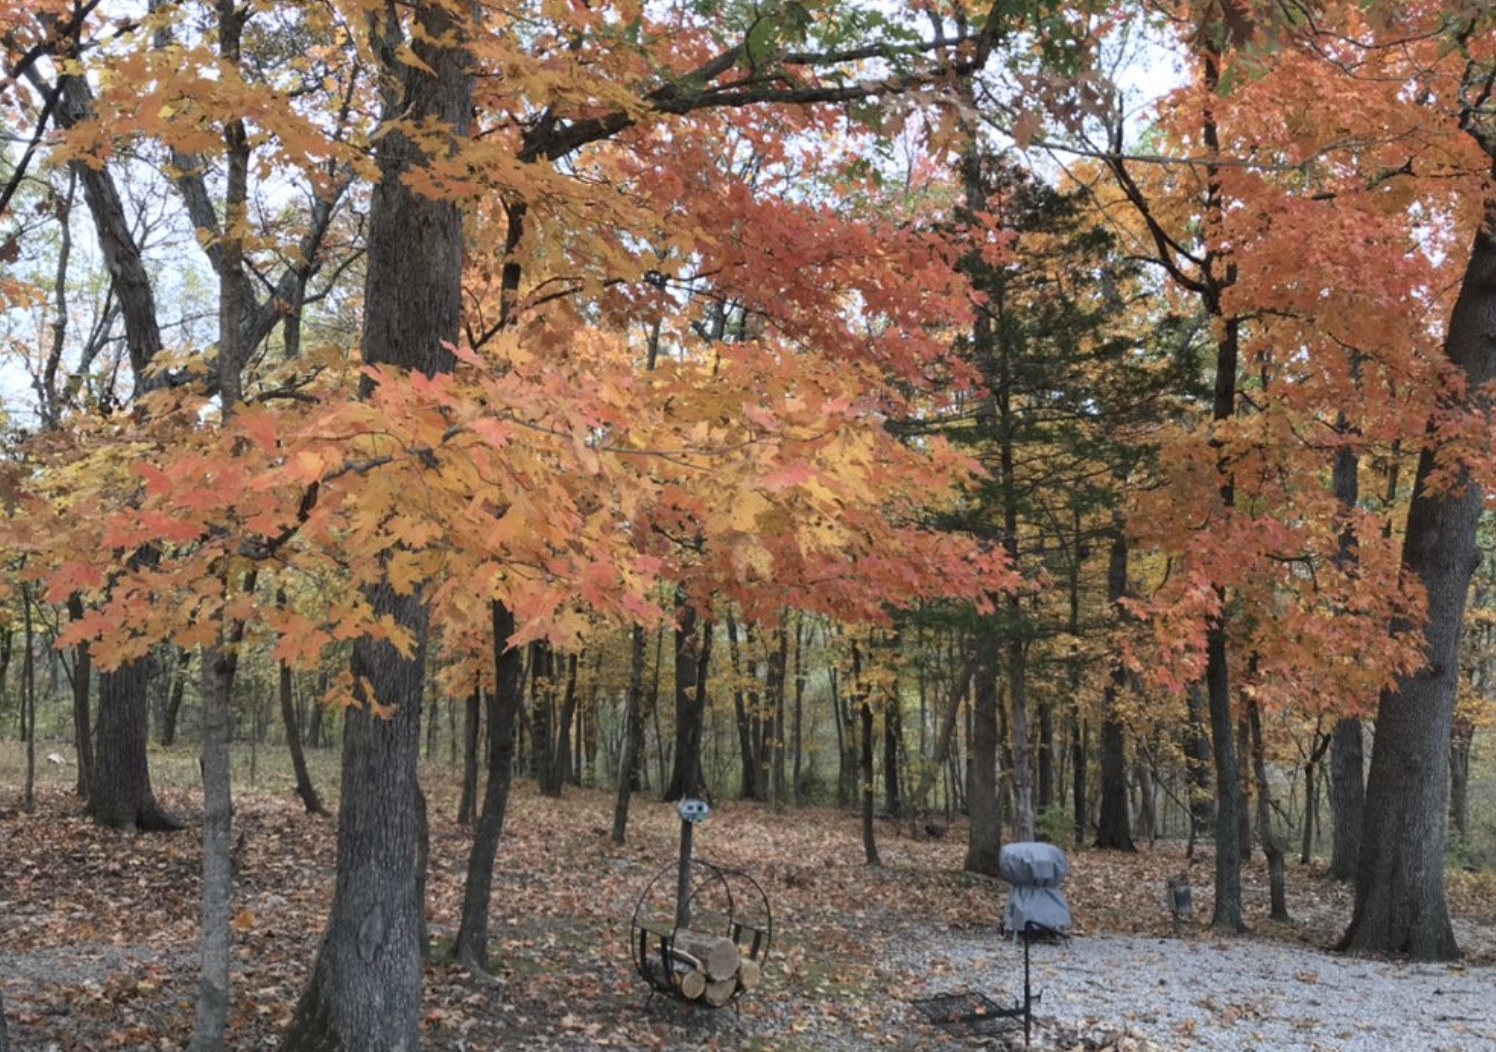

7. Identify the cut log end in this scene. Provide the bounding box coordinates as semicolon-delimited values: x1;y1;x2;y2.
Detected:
677;968;707;1001
672;929;741;981
737;957;762;991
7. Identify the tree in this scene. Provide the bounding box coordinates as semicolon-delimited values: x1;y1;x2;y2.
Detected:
278;0;471;1045
1340;62;1496;959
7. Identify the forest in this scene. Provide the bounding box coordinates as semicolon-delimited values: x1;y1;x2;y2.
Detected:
1;0;1495;1050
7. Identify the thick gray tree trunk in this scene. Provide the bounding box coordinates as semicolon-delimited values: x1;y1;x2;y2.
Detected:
279;2;472;1046
1340;166;1496;960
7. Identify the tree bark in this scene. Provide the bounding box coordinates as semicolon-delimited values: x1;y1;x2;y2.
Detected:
726;612;758;799
664;600;712;802
611;624;648;845
1247;697;1289;922
1301;726;1331;866
279;2;471;1044
1339;156;1496;962
50;40;179;833
964;641;1002;876
280;656;327;817
1450;718;1473;843
453;602;524;972
529;641;559;796
552;652;579;787
65;595;93;797
190;23;252;1039
853;642;880;866
88;652;181;830
1095;513;1135;851
192;625;239;1052
457;685;480;826
1184;682;1214;839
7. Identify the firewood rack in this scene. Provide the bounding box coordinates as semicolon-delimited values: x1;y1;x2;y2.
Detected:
630;858;772;1009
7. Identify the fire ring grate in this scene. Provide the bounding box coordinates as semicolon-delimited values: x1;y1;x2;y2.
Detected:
911;990;1025;1038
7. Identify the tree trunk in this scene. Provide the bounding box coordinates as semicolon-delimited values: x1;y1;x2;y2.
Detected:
280;586;430;1050
1096;512;1134;851
1247;698;1289;922
551;652;578;787
768;620;788;805
611;625;648;845
66;595;93;797
1450;718;1473;843
1071;717;1088;849
1205;618;1245;932
452;602;524;972
192;626;239;1052
529;641;558;796
964;643;1002;876
791;618;807;804
726;612;758;799
664;602;712;802
1184;682;1214;839
21;587;36;814
853;642;880;866
1301;726;1331;866
89;653;181;831
457;686;480;826
0;986;8;1052
883;674;902;818
1339;157;1496;962
1037;698;1054;812
279;2;471;1044
159;647;192;747
280;658;327;817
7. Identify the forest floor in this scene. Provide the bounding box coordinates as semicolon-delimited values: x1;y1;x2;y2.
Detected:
1;748;1495;1051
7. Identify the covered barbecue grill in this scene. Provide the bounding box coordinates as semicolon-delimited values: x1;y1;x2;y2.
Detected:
999;841;1072;938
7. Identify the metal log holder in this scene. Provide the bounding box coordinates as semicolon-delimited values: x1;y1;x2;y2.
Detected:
630;858;773;1009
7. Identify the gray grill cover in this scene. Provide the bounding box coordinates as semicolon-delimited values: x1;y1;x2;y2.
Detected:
999;842;1072;935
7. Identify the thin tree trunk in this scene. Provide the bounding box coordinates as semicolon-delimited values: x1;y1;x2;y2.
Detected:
552;652;579;788
1450;718;1474;843
22;586;36;814
457;685;480;826
1248;696;1289;922
453;602;524;972
280;653;327;817
1301;725;1330;866
611;625;648;845
791;617;806;803
726;611;758;799
883;680;903;818
159;647;191;748
529;641;558;796
1184;682;1214;840
852;642;880;866
1096;510;1134;851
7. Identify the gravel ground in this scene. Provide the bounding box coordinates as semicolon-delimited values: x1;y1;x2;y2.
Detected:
900;925;1496;1051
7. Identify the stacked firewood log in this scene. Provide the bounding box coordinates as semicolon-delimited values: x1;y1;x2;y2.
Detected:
663;929;762;1006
